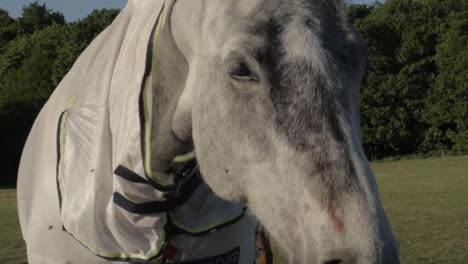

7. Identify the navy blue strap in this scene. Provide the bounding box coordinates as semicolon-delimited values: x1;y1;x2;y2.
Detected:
170;247;240;264
114;165;149;184
113;170;203;215
113;192;176;214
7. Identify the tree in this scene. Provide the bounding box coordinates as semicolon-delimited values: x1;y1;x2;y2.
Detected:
16;2;65;35
355;0;427;157
75;9;120;43
0;9;17;51
351;0;468;158
347;4;374;25
424;11;468;152
52;9;120;86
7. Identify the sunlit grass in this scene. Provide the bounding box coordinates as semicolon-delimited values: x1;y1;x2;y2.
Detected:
1;156;467;263
372;156;468;264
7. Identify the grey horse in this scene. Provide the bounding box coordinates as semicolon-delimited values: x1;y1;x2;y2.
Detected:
18;0;400;263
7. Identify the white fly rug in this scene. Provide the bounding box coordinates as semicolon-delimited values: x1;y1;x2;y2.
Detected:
18;0;248;262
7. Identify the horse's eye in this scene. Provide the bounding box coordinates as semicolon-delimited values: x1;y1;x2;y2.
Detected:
230;62;258;81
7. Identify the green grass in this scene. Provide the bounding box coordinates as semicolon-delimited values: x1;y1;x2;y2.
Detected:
372;156;468;264
1;156;467;264
0;189;27;264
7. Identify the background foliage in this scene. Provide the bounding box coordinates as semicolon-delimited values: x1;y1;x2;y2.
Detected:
349;0;468;159
0;3;119;185
0;0;467;185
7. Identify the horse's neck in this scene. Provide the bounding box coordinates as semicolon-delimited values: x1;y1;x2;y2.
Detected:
149;18;192;173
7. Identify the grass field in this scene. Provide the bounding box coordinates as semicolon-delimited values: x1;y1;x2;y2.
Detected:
372;156;468;264
0;188;27;264
1;156;467;263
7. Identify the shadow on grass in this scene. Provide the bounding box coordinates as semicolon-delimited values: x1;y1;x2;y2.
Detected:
0;101;41;187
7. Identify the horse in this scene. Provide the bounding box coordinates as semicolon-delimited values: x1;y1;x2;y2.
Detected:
17;0;400;263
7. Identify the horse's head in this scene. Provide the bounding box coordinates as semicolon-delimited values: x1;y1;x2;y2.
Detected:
168;0;400;263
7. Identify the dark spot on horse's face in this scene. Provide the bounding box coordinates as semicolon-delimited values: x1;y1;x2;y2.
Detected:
249;16;347;152
304;18;317;30
315;154;334;173
248;16;285;66
48;225;53;230
246;13;361;202
267;58;346;152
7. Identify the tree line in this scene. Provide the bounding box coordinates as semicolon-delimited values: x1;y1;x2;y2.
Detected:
0;0;467;185
349;0;467;159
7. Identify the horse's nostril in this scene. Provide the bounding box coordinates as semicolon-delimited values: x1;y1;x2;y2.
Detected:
323;260;345;264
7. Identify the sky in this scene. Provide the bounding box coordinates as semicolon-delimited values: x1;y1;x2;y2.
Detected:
0;0;375;22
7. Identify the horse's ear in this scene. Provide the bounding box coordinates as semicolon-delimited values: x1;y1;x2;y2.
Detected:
172;79;193;141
